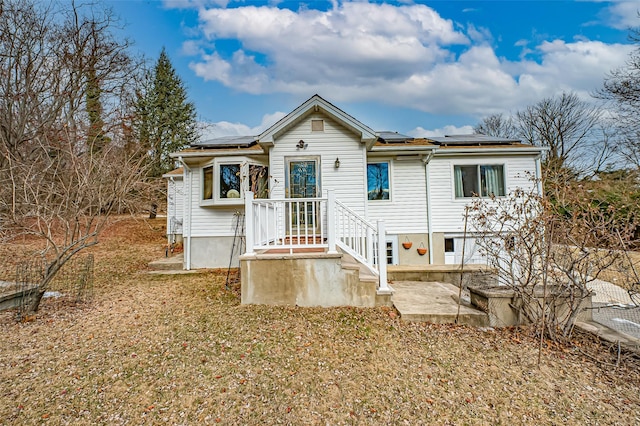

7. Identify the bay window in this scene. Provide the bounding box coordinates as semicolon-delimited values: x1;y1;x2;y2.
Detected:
201;160;269;205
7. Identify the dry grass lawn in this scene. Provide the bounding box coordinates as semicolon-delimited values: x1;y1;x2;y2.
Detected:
1;217;640;425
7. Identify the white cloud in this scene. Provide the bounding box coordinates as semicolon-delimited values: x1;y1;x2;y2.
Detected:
407;125;474;138
163;0;229;9
183;2;635;118
199;111;286;139
513;40;633;100
604;1;640;29
191;3;468;90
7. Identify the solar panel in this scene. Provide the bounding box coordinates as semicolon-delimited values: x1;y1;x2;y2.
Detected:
192;135;256;148
376;131;412;143
429;134;519;146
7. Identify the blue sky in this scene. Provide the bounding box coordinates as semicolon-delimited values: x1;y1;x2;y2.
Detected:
107;0;640;139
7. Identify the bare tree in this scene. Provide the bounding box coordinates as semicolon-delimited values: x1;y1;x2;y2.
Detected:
598;22;640;167
0;0;146;315
516;92;603;177
474;93;613;177
473;113;517;138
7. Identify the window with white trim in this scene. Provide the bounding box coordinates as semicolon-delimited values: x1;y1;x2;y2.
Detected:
384;237;398;265
203;165;213;200
201;160;269;205
219;163;241;199
454;164;505;198
367;162;390;200
444;238;454;253
249;164;269;199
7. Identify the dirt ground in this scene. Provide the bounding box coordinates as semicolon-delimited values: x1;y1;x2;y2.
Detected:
1;217;640;425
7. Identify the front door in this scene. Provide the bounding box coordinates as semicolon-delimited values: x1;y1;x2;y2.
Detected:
287;158;320;232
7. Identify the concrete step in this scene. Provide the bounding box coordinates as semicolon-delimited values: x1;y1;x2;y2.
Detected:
392;281;489;327
148;254;183;271
339;251;380;284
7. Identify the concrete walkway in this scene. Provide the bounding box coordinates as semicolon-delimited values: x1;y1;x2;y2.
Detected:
391;281;489;327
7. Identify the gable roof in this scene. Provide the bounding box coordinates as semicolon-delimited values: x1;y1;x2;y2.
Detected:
257;94;378;147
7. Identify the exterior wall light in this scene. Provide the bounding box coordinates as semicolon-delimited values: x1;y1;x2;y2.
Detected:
334;157;340;169
296;139;307;149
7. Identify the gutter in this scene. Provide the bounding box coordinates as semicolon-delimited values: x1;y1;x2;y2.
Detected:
535;153;544;196
369;146;437;154
177;156;193;270
422;151;435;265
434;147;547;156
169;148;266;159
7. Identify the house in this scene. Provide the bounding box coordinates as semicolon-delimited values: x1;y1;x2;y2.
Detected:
167;95;545;307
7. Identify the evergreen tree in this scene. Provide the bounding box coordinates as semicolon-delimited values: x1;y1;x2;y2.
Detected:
135;48;198;178
86;63;110;154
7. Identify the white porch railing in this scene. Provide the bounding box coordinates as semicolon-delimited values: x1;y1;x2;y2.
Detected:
244;191;390;291
245;194;329;252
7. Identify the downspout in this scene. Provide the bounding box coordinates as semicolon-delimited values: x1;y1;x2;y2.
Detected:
178;156;192;270
423;151;435;265
535;154;543;196
169;176;175;242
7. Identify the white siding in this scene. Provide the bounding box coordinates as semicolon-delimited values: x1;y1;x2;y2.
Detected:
429;154;539;234
367;159;427;233
187;169;242;237
269;112;367;215
166;178;184;236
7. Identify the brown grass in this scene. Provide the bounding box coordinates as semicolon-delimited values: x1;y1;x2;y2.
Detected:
1;217;640;425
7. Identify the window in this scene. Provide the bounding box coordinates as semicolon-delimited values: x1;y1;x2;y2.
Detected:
444;238;455;253
367;162;390;200
288;159;318;198
386;241;394;265
249;164;269;199
454;164;505;198
201;161;269;204
219;164;241;199
311;119;324;132
203;166;213;200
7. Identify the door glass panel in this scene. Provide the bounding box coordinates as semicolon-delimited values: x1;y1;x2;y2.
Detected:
289;160;317;198
288;160;319;231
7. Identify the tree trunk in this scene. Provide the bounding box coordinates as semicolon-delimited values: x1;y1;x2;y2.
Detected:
149;202;157;219
24;290;45;317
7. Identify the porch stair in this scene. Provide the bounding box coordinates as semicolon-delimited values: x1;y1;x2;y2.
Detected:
392;281;489;326
339;250;393;307
148;253;183;271
147;253;200;275
243;190;391;307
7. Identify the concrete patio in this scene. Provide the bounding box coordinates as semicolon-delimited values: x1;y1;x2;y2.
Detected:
391;281;489;326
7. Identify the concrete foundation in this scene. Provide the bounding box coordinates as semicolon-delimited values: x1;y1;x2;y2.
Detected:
397;233;430;265
431;232;446;265
240;252;379;307
189;236;237;269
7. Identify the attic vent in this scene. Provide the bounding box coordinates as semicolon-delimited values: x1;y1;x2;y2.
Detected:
311;119;324;132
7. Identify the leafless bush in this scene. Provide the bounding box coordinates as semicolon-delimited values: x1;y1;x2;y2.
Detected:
470;178;639;341
0;0;147;314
